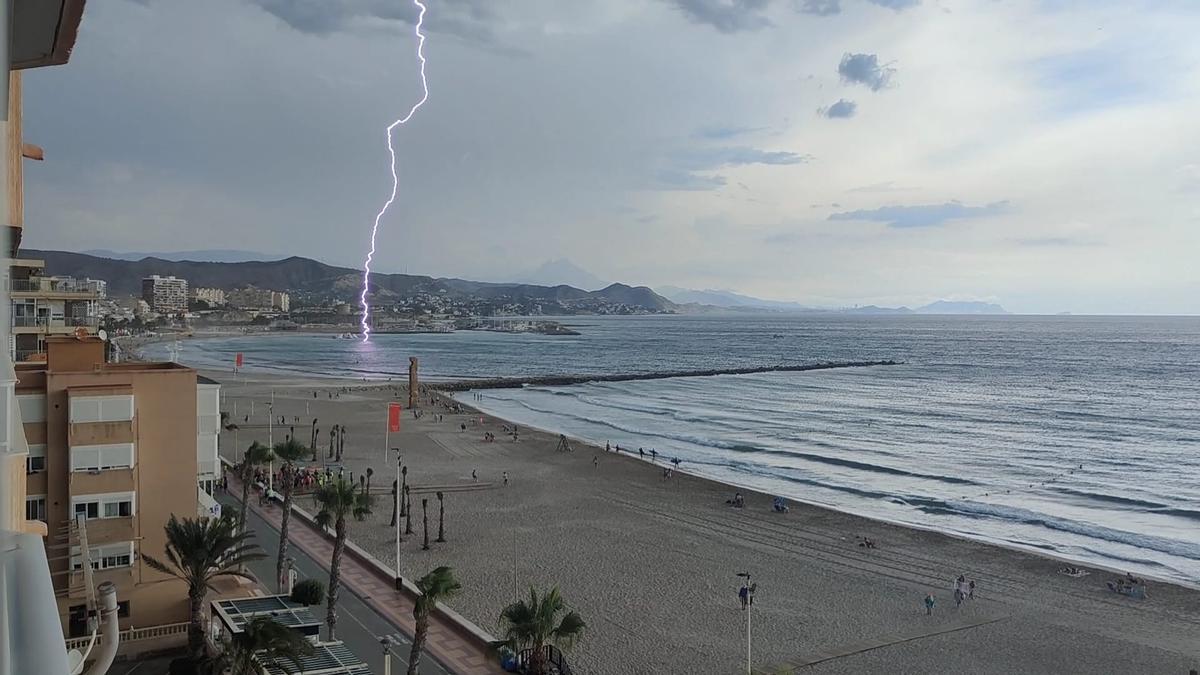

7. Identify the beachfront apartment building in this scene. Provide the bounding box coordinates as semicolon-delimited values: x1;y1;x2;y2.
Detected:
192;286;226;307
142;275;188;314
16;335;221;637
8;257;102;362
228;285;290;313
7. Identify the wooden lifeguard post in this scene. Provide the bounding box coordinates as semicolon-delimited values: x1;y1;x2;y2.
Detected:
408;357;419;408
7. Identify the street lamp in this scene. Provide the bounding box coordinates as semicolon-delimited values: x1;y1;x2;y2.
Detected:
737;572;753;675
393;448;403;590
380;636;393;675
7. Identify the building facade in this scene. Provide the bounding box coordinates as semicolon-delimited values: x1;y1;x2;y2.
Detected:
191;287;226;307
9;258;102;362
17;336;219;636
141;275;188;313
228;286;289;313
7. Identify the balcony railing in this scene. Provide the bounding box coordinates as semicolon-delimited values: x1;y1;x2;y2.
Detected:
9;278;104;295
11;316;100;329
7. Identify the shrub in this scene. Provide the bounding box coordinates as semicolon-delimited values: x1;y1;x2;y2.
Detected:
291;578;325;606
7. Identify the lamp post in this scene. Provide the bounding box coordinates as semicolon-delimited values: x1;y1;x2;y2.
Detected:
381;636;393;675
737;572;752;675
267;391;275;496
393;448;403;590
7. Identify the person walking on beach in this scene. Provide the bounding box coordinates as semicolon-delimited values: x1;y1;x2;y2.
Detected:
593;455;598;468
503;471;509;486
738;585;749;610
471;469;477;482
968;579;976;600
924;594;935;615
954;575;966;607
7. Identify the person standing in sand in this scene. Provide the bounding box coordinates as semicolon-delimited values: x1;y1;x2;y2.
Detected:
925;594;935;615
503;471;509;486
593;455;598;468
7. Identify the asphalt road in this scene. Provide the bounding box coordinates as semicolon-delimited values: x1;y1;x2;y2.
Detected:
218;494;453;675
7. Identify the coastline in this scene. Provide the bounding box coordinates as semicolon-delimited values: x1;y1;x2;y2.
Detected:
213;370;1200;674
448;393;1200;592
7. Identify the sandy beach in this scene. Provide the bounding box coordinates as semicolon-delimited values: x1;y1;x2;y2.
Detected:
212;369;1200;674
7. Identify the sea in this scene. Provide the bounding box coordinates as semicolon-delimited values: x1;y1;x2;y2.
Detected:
145;315;1200;585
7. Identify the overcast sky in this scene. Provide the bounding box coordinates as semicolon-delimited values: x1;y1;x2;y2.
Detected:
22;0;1200;313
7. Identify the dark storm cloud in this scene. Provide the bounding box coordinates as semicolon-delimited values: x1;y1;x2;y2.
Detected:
838;53;895;91
820;99;857;118
245;0;500;44
796;0;841;16
828;201;1008;227
668;0;773;33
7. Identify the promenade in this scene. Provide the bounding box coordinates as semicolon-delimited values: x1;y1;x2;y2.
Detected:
223;474;504;675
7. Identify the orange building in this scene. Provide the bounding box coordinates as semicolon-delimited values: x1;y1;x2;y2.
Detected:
17;336;220;635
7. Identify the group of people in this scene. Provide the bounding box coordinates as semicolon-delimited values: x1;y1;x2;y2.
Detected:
923;575;978;615
1107;572;1147;598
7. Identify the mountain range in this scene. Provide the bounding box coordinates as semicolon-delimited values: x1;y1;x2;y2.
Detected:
81;249;286;263
25;249;676;313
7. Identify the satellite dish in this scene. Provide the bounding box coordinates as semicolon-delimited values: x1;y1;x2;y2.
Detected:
67;649;84;673
98;329;109;342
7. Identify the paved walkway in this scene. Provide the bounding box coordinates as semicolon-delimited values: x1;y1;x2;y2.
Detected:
756;614;1010;673
227;475;505;675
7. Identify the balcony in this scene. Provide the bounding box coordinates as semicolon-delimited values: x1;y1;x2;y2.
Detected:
69;468;135;495
11;316;100;333
78;516;135;546
9;277;103;298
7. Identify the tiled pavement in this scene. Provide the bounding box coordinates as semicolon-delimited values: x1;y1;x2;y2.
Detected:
230;475;506;675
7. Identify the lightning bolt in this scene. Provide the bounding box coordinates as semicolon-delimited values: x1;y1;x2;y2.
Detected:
361;0;430;341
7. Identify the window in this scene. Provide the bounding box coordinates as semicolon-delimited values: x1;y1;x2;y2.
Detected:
26;495;46;521
69;395;134;423
17;395;46;423
72;493;134;521
71;542;135;571
70;443;135;471
26;444;46;474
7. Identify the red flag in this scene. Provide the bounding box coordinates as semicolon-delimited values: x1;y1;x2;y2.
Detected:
388;402;402;433
235;352;244;368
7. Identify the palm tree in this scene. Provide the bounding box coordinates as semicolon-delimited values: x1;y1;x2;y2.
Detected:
143;515;265;664
273;438;310;594
217;616;313;675
328;424;338;459
336;426;346;462
499;588;586;675
313;477;372;641
421;498;430;550
238;441;273;530
406;566;462;675
436;491;446;543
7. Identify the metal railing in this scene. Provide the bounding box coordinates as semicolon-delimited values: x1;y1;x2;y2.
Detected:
11;316;99;329
10;278;104;295
64;621;189;651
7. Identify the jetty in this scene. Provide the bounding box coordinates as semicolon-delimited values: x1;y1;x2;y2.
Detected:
436;359;900;391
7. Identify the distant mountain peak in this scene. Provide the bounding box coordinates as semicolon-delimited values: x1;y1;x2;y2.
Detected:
916;300;1008;314
513;258;607;291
